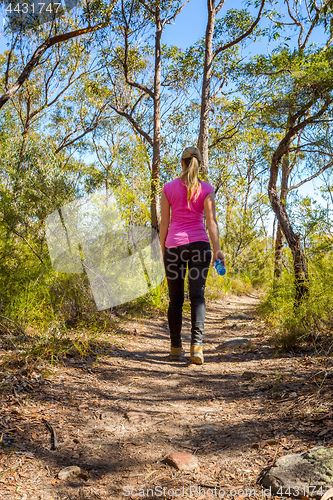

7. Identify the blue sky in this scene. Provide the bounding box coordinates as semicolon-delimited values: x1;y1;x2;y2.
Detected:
163;0;207;47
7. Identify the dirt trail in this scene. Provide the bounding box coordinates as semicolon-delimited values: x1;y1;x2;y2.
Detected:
0;294;332;500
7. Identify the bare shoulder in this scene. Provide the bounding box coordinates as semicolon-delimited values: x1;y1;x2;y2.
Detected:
204;192;215;205
204;192;216;219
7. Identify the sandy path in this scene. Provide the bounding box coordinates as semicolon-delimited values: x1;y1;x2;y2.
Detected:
0;294;332;500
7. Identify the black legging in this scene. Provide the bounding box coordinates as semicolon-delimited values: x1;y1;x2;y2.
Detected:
163;240;212;347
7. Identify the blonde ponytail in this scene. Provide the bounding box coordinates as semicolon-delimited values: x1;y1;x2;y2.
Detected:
181;146;202;207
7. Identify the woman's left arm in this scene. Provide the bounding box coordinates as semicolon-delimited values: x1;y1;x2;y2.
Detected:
204;192;225;265
160;191;170;256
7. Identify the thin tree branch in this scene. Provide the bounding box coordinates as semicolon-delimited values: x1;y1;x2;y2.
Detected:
92;132;109;170
163;0;191;26
286;0;302;27
322;33;333;51
213;0;266;59
55;104;108;154
215;0;227;14
0;1;118;109
121;0;154;99
129;92;146;116
138;0;155;16
300;12;319;49
273;96;332;167
267;14;295;26
4;31;21;91
288;129;304;173
208;126;239;149
28;64;104;130
288;160;333;191
55;125;98;154
110;105;153;146
5;224;45;265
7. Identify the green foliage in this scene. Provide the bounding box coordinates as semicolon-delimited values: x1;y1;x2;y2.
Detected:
2;322;114;374
244;46;333;132
206;268;257;297
260;243;333;351
214;8;265;45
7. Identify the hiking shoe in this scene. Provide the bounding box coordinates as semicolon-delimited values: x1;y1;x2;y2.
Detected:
168;346;186;361
190;345;204;365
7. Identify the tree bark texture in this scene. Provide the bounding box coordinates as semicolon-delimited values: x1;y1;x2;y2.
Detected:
269;152;309;303
151;6;162;232
197;0;215;180
269;92;333;302
273;153;290;279
274;224;284;279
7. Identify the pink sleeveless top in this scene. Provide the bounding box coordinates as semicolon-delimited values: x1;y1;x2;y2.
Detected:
162;177;214;248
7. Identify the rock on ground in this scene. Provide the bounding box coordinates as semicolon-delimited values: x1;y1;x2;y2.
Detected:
57;466;82;481
218;338;252;350
260;447;333;499
165;452;199;472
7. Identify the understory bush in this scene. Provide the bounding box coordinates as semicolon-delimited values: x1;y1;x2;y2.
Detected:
260;247;333;350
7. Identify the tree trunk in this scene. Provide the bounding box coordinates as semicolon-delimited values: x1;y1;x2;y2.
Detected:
269;153;309;303
273;153;290;279
197;0;215;180
151;6;162;232
293;233;309;303
197;0;265;179
274;223;284;279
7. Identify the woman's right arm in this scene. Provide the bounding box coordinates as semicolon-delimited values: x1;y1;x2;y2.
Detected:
160;191;170;256
204;192;225;265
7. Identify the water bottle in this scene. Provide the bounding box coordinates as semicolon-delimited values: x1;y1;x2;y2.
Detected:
214;259;226;276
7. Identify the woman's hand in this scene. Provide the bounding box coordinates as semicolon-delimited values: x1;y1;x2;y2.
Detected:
213;250;225;266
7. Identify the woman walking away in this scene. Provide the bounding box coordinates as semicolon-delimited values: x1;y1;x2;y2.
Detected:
160;146;225;365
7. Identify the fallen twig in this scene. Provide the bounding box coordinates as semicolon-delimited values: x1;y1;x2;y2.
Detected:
42;418;58;450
